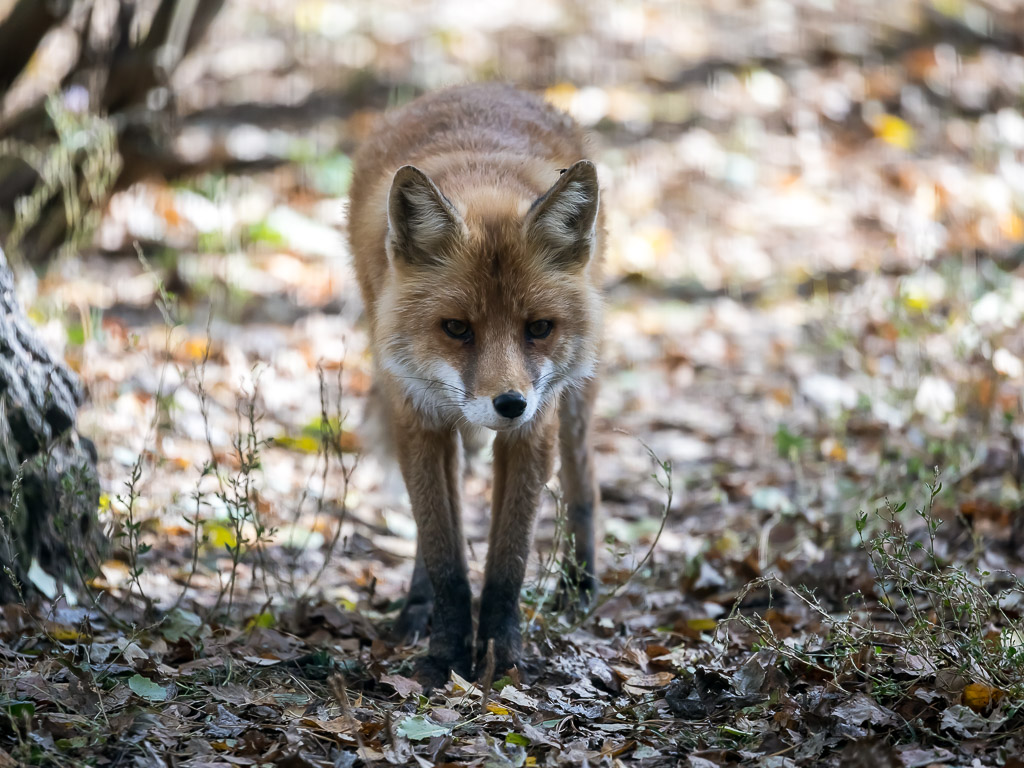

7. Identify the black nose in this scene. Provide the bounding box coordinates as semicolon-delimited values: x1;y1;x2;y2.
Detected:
492;391;527;419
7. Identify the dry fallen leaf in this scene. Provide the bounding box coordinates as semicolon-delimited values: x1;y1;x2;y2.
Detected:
623;671;675;696
962;682;1003;713
381;674;423;699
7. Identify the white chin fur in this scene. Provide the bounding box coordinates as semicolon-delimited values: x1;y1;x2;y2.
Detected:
380;355;466;424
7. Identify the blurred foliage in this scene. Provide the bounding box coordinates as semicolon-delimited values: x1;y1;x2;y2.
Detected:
0;94;120;268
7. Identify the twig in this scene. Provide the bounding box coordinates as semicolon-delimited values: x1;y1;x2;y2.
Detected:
479;638;496;712
329;673;365;755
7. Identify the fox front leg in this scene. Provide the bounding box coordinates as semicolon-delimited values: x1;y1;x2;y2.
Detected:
395;419;473;687
393;547;433;643
557;377;599;607
477;412;557;677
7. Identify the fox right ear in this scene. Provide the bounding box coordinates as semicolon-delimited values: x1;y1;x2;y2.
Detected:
387;165;464;266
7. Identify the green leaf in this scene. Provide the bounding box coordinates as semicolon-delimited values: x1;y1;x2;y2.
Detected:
246;610;277;630
66;323;85;347
247;219;287;247
128;674;168;702
396;715;451;740
774;424;805;458
161;608;204;643
506;733;530;747
3;701;35;719
304;153;352;196
56;736;89;750
493;675;512;691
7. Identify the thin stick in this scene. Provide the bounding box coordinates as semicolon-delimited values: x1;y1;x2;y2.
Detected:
479;638;496;712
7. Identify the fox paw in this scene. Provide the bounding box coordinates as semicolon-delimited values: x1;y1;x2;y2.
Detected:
475;651;521;682
474;626;522;683
555;571;596;615
414;654;470;691
392;599;432;644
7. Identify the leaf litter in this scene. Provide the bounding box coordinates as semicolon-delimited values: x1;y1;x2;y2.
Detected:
3;0;1024;765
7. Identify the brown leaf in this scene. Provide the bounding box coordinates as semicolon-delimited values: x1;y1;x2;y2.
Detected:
381;674;423;699
624;671;675;696
300;717;359;738
521;721;561;748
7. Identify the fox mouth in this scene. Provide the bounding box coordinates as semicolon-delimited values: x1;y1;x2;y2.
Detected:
461;394;538;430
487;416;530;432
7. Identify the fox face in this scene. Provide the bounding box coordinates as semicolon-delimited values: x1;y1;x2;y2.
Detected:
376;160;601;431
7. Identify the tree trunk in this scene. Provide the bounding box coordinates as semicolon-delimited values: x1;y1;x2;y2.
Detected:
0;0;227;264
0;247;103;603
0;0;72;93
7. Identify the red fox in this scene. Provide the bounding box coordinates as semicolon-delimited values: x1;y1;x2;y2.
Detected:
349;83;602;687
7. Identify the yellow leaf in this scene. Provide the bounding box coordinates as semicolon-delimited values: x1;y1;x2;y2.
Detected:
873;114;915;150
931;0;965;17
486;702;510;716
246;611;276;630
686;618;718;631
544;83;577;112
275;435;321;454
183;337;210;361
294;0;326;32
999;212;1024;241
203;521;237;550
963;682;1002;712
526;759;537;767
821;438;847;462
47;624;85;642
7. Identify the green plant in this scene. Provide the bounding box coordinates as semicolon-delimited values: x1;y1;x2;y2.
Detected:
858;474;1024;696
528;438;673;636
724;472;1024;718
0;94;121;267
213;368;276;615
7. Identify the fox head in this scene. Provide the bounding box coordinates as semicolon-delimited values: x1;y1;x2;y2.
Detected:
376;160;601;431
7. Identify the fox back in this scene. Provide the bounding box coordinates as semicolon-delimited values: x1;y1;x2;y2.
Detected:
349;84;603;431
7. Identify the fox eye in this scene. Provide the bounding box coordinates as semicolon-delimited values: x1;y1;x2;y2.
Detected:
442;319;472;340
526;319;554;340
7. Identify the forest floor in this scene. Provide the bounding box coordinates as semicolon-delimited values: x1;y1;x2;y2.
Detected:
3;1;1024;766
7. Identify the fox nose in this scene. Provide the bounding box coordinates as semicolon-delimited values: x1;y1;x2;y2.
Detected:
492;391;527;419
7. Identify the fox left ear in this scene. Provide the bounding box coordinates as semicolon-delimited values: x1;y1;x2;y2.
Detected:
524;160;599;271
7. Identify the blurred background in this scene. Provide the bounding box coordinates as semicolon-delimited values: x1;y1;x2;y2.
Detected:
1;0;1022;610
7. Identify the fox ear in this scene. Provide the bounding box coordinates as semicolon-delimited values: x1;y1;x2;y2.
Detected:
387;165;464;266
524;160;599;271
